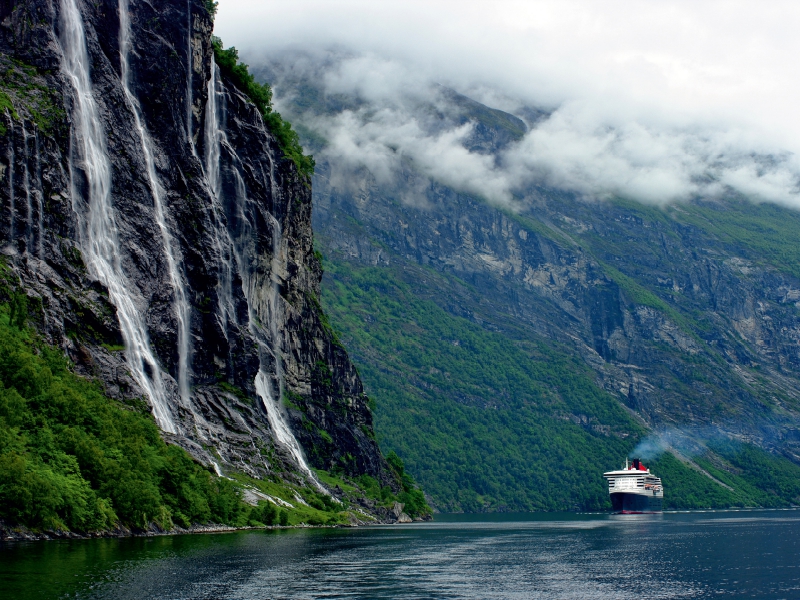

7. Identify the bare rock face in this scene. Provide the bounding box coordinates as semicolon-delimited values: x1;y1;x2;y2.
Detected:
0;0;393;487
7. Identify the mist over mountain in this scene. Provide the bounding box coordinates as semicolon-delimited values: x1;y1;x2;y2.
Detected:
218;1;800;209
261;53;798;211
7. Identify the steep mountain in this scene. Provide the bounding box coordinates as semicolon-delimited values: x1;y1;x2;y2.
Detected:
0;0;427;532
257;55;800;512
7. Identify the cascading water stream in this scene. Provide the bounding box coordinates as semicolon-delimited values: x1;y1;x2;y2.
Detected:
21;124;32;252
34;130;44;258
185;0;195;152
58;0;177;434
204;60;236;337
204;59;323;487
119;0;192;405
7;120;14;242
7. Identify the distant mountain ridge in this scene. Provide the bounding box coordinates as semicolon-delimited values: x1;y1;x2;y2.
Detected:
257;53;800;511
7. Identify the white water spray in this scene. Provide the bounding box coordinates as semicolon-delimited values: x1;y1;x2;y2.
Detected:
21;124;32;253
119;0;192;405
204;60;236;336
204;60;323;487
7;120;14;243
34;130;44;258
59;0;177;433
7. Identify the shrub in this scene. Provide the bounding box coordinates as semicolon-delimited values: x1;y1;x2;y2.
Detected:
211;37;315;178
0;295;245;532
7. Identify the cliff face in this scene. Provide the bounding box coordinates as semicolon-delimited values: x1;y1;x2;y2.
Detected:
314;173;800;436
0;0;390;489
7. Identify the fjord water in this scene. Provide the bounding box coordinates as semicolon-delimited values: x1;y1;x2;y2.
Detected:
2;510;798;599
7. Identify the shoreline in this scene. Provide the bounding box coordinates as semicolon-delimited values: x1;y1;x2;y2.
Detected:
7;507;796;543
0;520;384;543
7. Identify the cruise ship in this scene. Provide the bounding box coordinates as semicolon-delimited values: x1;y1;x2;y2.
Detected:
603;458;663;513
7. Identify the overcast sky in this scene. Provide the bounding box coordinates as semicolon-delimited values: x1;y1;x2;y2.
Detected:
215;0;800;207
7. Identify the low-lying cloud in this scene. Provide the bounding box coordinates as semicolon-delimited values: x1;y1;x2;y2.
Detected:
309;101;516;205
216;0;800;209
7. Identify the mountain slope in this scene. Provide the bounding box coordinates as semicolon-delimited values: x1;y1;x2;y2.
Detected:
258;53;800;511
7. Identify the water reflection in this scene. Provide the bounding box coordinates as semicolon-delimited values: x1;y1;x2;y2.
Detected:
1;510;798;599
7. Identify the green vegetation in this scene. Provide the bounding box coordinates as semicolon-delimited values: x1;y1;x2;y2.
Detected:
320;256;800;512
703;440;800;506
0;300;390;532
597;260;698;339
204;1;218;18
233;469;372;526
211;38;315;177
385;450;430;517
646;453;751;509
0;297;244;532
444;89;527;141
0;270;397;532
672;198;800;282
321;259;642;511
0;91;15;136
647;441;800;510
577;194;800;314
0;58;65;135
342;452;431;519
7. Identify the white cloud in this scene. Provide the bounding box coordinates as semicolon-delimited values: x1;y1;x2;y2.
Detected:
305;100;514;204
216;0;800;208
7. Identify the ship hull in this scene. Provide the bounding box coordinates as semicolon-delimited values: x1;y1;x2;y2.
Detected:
610;492;663;514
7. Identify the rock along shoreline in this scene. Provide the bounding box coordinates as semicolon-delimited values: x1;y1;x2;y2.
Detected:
0;517;425;543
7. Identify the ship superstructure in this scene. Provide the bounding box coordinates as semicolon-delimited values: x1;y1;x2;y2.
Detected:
603;458;663;513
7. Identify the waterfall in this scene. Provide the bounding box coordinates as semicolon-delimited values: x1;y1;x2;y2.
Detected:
7;120;14;243
204;60;322;486
119;0;192;405
21;124;32;253
204;60;236;336
58;0;177;434
34;130;44;258
185;0;196;154
249;211;317;481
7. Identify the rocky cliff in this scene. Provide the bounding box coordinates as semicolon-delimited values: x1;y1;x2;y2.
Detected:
0;0;395;503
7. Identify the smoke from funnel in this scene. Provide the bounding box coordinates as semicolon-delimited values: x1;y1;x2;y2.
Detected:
630;427;720;461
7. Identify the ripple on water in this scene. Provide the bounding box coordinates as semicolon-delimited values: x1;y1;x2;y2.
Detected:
2;510;799;599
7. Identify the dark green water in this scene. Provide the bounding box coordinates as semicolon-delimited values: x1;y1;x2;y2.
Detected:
2;510;798;599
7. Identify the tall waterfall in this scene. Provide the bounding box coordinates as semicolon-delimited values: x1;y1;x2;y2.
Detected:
21;124;32;253
6;120;14;243
58;0;177;434
119;0;192;404
185;0;196;154
34;130;43;258
204;60;236;336
204;59;321;484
